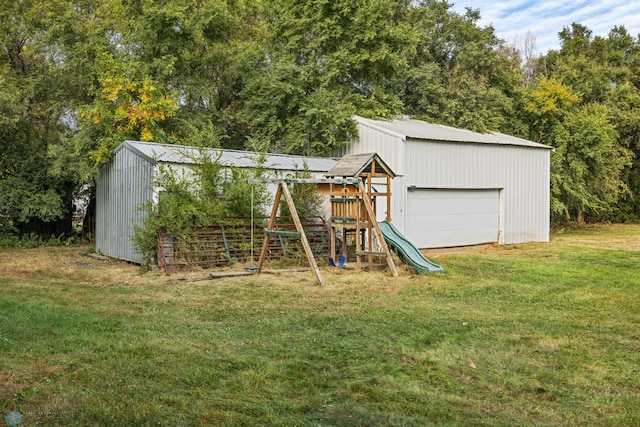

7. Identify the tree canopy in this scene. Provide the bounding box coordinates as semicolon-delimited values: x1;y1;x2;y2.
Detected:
2;0;640;239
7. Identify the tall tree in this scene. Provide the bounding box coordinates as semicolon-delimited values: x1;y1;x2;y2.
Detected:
80;54;179;163
523;77;579;143
537;23;640;222
241;0;411;155
402;0;522;134
0;0;79;236
550;104;632;222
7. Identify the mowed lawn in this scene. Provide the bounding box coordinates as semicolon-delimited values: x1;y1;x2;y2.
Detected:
1;225;640;426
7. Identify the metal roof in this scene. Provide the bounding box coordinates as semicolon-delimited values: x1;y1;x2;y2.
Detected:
117;141;338;172
355;116;552;150
325;152;397;178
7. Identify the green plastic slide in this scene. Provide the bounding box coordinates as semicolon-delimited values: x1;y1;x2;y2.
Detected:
378;221;444;274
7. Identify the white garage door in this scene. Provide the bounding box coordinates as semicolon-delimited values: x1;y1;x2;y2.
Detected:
407;189;500;248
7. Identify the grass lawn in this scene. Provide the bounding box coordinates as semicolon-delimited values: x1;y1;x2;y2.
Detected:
1;224;640;426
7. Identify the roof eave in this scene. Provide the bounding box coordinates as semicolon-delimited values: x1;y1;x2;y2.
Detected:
354;115;407;140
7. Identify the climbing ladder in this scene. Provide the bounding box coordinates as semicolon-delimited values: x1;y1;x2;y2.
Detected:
251;175;399;285
328;178;398;276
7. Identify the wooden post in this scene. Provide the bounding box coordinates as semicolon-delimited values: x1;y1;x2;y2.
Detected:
386;175;392;222
258;183;325;285
329;182;335;261
280;183;324;286
359;178;399;277
354;186;362;270
365;171;373;270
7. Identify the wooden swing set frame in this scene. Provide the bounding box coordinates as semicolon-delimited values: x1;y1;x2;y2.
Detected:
249;177;398;285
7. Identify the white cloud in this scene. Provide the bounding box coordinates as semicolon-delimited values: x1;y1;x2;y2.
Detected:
450;0;640;53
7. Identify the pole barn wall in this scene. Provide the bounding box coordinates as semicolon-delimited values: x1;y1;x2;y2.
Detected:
96;145;154;264
333;120;408;232
96;141;339;264
339;116;552;248
405;140;550;245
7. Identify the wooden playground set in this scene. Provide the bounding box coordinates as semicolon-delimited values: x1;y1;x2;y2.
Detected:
255;153;403;285
159;153;443;283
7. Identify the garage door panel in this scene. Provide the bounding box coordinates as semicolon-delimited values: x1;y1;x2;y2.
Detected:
408;198;498;216
410;229;497;248
407;189;500;248
409;213;498;233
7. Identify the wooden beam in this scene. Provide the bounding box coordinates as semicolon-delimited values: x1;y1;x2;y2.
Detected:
366;172;374;269
355;250;386;256
280;182;324;286
264;229;302;238
359;178;398;277
248;178;359;185
386;175;392;222
210;271;255;279
257;183;324;285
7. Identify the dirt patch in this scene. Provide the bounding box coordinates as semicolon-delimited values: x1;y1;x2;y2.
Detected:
0;372;21;400
2;224;639;286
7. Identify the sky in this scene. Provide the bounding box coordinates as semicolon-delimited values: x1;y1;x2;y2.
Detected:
449;0;640;54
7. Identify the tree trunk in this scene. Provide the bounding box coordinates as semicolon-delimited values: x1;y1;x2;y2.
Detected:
82;187;96;240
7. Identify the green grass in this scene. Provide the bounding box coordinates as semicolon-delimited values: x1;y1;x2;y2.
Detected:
1;224;640;426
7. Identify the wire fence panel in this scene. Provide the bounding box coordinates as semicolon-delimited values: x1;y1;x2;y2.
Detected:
157;217;330;274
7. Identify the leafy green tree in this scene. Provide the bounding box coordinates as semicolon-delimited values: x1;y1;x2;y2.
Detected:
241;62;358;155
523;77;580;143
90;0;266;150
0;0;79;237
64;0;260;234
535;23;640;222
550;104;632;223
241;0;411;155
402;1;521;134
81;55;179;163
523;76;633;223
604;81;640;220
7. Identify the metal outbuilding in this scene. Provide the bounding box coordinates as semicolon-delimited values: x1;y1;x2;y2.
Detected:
96;141;337;264
334;116;553;248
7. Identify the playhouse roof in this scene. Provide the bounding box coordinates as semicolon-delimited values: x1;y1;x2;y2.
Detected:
325;152;397;178
117;140;338;173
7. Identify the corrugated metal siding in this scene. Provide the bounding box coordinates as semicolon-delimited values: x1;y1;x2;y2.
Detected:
355;115;551;149
340;122;405;175
335;121;407;232
405;140;550;245
123;140;338;172
337;117;550;247
502;144;550;244
406;140;506;188
98;142;338;264
96;146;154;264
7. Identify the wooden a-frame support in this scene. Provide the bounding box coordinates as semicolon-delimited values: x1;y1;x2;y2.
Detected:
359;178;398;277
254;176;399;285
257;182;324;285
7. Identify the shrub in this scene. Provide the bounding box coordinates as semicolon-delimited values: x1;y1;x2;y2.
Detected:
278;164;324;220
132;147;270;264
